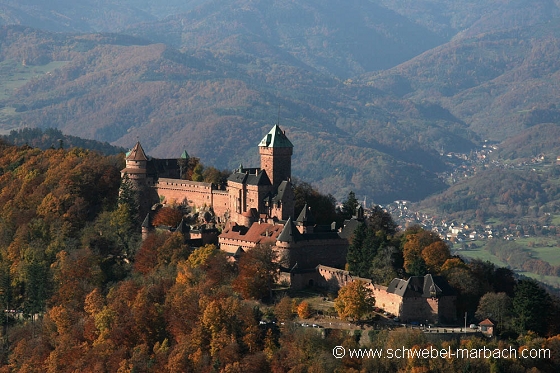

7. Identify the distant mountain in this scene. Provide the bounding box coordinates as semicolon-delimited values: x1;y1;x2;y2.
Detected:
362;13;560;141
417;164;560;225
0;25;467;203
377;0;560;39
125;0;447;78
0;0;157;32
3;1;560;207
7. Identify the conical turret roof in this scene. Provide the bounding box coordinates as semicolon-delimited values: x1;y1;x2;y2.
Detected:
296;203;316;226
126;142;147;161
277;217;301;243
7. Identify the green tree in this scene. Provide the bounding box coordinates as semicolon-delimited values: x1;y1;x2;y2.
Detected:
334;280;375;321
23;260;50;337
340;191;359;219
192;163;204;182
292;180;337;225
118;173;139;221
346;222;370;277
513;279;553;336
347;207;400;278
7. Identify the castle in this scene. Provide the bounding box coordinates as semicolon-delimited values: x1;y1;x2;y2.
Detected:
121;124;349;270
122;124;457;324
121;124;295;226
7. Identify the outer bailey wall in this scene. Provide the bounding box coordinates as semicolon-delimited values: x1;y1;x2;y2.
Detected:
306;266;456;323
314;266;401;316
371;285;402;317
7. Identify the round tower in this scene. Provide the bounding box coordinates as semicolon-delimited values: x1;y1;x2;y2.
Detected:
121;141;148;188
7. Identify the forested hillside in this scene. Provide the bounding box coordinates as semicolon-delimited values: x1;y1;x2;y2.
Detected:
124;0;446;77
0;142;558;372
363;19;560;141
1;128;125;155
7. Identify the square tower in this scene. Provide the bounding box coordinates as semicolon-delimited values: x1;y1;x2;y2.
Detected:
258;125;293;188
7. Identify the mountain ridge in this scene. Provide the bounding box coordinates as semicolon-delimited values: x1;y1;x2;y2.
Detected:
2;1;560;205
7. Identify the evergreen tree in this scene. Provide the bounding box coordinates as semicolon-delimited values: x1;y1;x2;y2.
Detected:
513;279;552;336
346;206;400;279
23;260;50;321
341;191;360;219
118;173;139;221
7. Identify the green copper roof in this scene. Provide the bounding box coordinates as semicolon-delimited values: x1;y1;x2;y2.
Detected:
258;125;293;148
180;150;189;159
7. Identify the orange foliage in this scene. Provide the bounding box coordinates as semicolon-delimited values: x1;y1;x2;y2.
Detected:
421;241;451;273
152;206;183;227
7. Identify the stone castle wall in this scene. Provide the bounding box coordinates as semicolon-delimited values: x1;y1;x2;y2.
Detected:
154;178;229;218
292;265;456;324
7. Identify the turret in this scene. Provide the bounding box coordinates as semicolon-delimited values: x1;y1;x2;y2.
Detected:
121;141;148;188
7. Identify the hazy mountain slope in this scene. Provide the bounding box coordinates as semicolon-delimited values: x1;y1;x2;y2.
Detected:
0;0;157;32
363;18;560;141
376;0;560;38
125;0;447;78
0;26;472;203
417;165;560;226
491;123;560;163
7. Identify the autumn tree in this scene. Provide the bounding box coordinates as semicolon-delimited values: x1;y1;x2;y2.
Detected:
297;301;312;319
233;245;278;300
421;241;451;273
334;280;375;321
402;227;442;276
275;296;296;322
152;206;184;227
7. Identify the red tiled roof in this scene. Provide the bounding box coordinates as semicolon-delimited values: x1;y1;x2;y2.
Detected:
479;318;495;326
126;142;147;161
